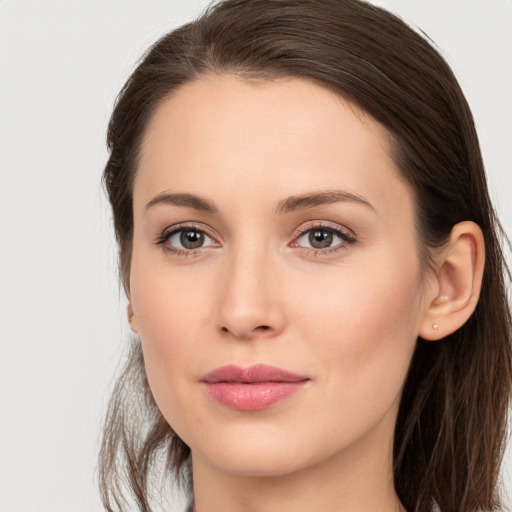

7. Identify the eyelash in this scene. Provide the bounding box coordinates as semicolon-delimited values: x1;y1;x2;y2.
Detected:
292;223;358;255
155;223;218;257
155;222;358;257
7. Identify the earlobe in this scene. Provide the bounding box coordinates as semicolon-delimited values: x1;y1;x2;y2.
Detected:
127;303;139;333
419;221;485;341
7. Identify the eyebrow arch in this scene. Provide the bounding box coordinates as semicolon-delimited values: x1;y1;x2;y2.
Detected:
275;190;375;214
145;192;217;213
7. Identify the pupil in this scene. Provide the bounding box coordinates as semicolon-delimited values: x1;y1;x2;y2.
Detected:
180;230;204;249
309;229;333;249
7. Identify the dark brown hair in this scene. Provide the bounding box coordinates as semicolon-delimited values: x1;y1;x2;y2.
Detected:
99;1;512;511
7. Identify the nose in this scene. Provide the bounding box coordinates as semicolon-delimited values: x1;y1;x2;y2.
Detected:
215;247;286;341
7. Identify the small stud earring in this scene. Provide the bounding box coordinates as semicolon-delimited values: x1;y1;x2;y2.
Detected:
433;323;439;331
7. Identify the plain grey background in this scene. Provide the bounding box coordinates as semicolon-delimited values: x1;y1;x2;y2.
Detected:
1;1;511;511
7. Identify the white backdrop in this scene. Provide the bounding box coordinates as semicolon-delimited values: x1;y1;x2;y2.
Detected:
0;1;511;511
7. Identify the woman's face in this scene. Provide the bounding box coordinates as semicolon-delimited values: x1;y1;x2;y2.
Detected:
129;75;430;478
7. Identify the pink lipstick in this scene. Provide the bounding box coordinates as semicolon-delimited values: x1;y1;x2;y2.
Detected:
202;364;309;410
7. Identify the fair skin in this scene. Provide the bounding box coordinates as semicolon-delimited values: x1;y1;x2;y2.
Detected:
127;74;484;512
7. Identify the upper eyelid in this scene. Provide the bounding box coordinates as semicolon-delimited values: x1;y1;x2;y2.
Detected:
293;220;355;237
162;222;217;238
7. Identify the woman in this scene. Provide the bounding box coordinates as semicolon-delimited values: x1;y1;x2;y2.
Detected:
98;1;512;511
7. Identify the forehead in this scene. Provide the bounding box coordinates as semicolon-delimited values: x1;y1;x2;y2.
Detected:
135;73;412;221
140;73;390;166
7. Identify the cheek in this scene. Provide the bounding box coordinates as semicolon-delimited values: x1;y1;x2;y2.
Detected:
129;260;212;423
295;254;423;408
133;276;206;344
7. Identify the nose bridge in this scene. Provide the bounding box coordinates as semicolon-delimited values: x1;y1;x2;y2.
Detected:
216;239;284;339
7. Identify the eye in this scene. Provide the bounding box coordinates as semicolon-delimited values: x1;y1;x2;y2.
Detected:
292;225;356;252
156;226;218;254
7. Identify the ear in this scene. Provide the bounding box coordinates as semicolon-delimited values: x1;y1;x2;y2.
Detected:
419;221;485;341
127;303;139;333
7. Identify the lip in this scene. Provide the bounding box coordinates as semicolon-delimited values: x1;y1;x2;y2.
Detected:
201;364;310;410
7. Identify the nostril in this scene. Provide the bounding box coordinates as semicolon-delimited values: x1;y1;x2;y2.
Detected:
219;324;271;338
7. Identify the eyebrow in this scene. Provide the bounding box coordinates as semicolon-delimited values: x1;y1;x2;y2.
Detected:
274;190;375;214
145;189;375;215
145;192;217;213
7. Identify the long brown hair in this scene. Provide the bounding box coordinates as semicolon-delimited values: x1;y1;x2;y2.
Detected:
99;1;512;511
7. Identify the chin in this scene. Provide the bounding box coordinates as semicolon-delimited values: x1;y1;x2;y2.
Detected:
198;444;310;478
187;419;332;479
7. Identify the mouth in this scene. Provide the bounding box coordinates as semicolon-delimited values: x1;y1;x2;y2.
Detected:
201;364;310;410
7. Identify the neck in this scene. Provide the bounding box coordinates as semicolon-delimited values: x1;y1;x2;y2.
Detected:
191;412;404;512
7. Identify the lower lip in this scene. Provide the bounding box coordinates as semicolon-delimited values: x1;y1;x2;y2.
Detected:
204;381;308;410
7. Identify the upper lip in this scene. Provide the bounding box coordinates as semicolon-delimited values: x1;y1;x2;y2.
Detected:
202;364;309;383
